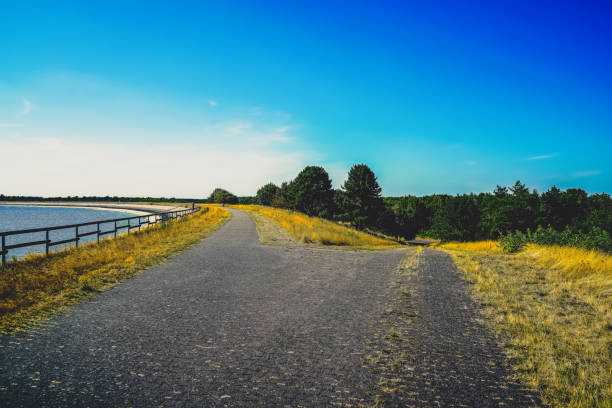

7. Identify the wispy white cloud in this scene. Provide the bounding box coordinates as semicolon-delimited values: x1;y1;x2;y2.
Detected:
0;123;23;128
572;170;602;179
526;153;557;161
277;112;292;121
274;126;291;133
22;98;35;115
202;120;294;146
224;121;253;135
464;160;477;166
208;100;217;107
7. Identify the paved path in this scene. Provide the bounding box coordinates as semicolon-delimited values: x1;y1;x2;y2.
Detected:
0;209;539;407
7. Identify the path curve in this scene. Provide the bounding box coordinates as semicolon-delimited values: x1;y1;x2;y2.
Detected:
0;209;539;407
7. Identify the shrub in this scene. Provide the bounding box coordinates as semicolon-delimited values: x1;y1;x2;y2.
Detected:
255;183;280;206
499;231;526;253
583;226;612;251
207;188;238;204
525;225;612;252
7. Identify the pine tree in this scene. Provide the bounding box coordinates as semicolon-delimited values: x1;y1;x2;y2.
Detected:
340;164;383;229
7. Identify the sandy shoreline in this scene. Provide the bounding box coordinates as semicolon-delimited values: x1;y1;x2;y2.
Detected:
0;202;188;216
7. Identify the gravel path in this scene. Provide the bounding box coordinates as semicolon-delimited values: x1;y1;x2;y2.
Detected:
369;249;541;407
0;209;539;407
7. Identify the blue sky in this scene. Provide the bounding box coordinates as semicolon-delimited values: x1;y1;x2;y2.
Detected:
1;1;610;197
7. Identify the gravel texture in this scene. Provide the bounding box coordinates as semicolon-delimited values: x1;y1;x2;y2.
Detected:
0;209;540;407
367;249;541;407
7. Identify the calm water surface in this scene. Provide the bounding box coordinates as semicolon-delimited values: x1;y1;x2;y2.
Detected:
0;206;138;260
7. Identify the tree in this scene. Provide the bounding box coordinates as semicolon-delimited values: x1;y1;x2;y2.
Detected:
430;194;480;241
339;164;383;229
493;185;508;197
379;197;418;240
270;182;291;208
238;196;256;205
332;189;349;219
287;166;334;218
255;183;280;206
510;180;529;196
563;188;589;230
587;193;612;233
208;188;238;204
539;186;564;229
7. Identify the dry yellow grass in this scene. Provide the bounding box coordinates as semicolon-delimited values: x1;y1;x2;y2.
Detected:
436;240;502;253
0;205;230;333
523;244;612;280
233;205;401;248
436;240;612;408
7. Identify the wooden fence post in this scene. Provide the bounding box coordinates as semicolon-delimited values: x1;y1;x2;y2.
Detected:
1;235;5;266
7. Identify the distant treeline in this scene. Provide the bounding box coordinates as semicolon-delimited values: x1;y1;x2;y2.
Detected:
208;165;611;252
384;183;611;251
0;194;256;205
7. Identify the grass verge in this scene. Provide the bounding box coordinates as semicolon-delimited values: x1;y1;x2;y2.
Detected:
435;241;611;408
232;205;401;248
0;205;230;334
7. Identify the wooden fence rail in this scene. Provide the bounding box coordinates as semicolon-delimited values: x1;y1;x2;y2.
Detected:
1;206;201;266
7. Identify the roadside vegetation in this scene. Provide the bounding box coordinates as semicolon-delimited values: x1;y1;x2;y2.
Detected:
212;164;611;253
0;205;230;333
499;225;611;253
235;205;400;248
435;240;612;408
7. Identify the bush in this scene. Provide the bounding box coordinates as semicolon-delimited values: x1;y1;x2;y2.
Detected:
255;183;280;206
207;188;238;204
525;225;612;252
499;231;526;253
527;225;558;246
583;226;612;251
